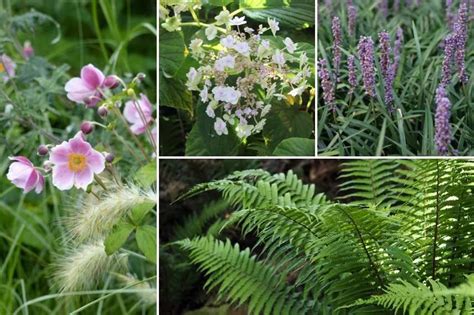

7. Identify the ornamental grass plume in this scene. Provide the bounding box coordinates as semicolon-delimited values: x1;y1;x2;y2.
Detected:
318;58;335;111
66;184;156;242
54;241;127;292
454;2;469;84
347;1;357;37
357;36;376;97
347;55;357;94
435;85;452;155
331;16;342;80
115;273;157;305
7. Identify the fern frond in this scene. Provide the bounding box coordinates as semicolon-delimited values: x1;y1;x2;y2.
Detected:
177;236;316;315
350;275;474;314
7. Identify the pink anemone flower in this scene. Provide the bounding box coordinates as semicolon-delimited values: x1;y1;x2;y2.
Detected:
7;156;44;193
0;54;16;82
64;64;117;107
123;94;154;135
49;132;105;191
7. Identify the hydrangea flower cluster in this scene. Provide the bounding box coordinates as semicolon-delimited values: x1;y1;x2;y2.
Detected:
185;15;311;139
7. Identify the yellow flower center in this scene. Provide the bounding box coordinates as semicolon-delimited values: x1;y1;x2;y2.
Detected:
68;153;87;172
0;63;4;73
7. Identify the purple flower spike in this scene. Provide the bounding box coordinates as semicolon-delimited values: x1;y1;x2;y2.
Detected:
393;27;403;75
394;0;400;12
331;16;342;80
348;2;357;37
379;32;391;79
441;34;457;86
379;0;388;18
434;85;452;155
358;36;376;97
318;59;336;111
454;3;469;84
348;55;357;94
446;0;454;28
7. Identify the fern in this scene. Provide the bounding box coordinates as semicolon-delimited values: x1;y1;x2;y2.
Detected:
177;161;474;314
351;275;474;314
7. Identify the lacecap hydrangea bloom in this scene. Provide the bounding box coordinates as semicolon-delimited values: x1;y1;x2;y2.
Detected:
185;15;312;139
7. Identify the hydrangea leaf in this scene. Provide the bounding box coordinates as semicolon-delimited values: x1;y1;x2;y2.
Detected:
159;28;185;77
273;137;315;156
240;0;314;28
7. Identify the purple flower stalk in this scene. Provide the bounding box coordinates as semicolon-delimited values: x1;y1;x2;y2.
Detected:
379;0;388;18
446;0;454;28
332;16;342;80
393;27;404;75
454;3;469;84
379;31;395;108
348;3;357;37
358;36;376;97
379;31;391;79
441;33;457;86
434;85;452;155
348;55;357;94
394;0;400;12
318;59;336;111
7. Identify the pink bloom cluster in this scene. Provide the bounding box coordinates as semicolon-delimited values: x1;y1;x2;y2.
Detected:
0;54;16;82
65;64;118;107
7;132;106;193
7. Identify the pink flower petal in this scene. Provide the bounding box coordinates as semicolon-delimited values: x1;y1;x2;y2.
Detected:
80;64;105;90
69;132;92;155
74;167;94;190
86;149;106;174
65;78;96;103
35;175;44;193
52;164;75;191
7;162;33;188
130;122;147;135
23;171;39;193
9;156;34;167
49;142;72;164
123;100;141;124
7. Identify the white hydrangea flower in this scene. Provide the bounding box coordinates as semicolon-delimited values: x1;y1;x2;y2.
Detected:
284;37;297;53
229;16;246;26
244;27;254;33
261;104;272;117
300;52;308;66
236;123;253;139
220;35;235;48
214;117;228;135
185;67;201;91
200;86;209;102
162;16;181;32
272;50;285;66
289;86;306;96
215;9;230;25
206;104;215;118
267;18;279;36
214;55;236;71
234;41;250;56
205;25;218;40
189;38;203;55
212;86;241;104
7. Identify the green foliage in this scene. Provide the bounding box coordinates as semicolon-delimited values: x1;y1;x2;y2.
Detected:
178;160;474;314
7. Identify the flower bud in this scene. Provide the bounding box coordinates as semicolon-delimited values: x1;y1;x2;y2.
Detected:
43;160;53;172
23;41;34;60
80;121;94;135
37;145;49;156
126;88;135;97
105;152;115;163
136;73;146;81
104;75;119;89
98;106;108;117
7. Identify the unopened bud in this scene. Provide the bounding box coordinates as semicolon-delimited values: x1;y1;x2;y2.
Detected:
105;152;115;163
37;145;49;156
80;121;94;135
98;106;108;117
126;88;135;97
136;73;146;81
104;75;119;89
